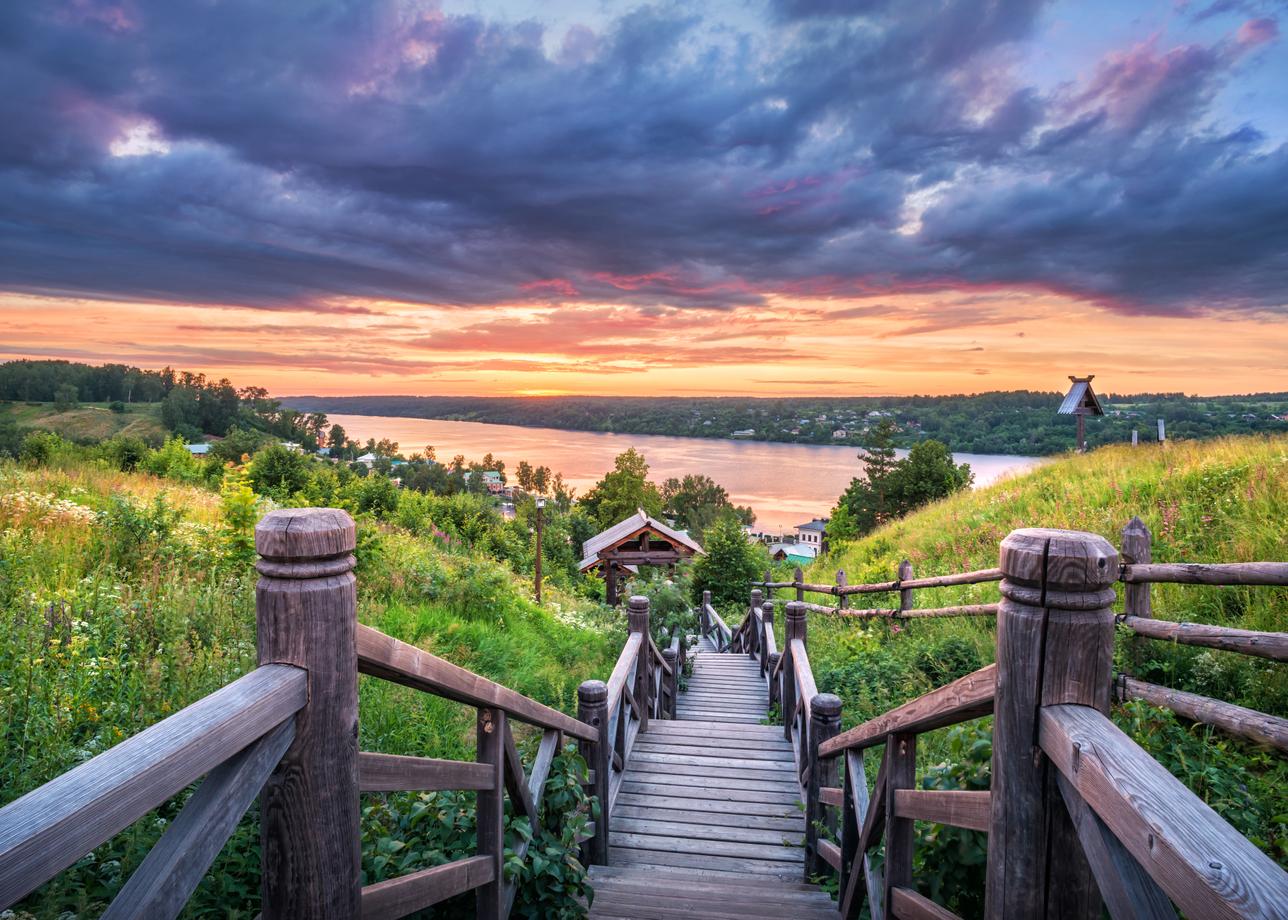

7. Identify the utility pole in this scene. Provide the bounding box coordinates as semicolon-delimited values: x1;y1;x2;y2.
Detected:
534;497;545;604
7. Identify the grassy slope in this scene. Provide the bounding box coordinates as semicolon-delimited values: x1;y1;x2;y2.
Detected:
768;435;1287;876
2;401;167;443
0;459;618;916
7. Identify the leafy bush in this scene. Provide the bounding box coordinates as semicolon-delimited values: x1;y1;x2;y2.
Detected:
139;436;204;483
690;515;767;611
913;636;983;686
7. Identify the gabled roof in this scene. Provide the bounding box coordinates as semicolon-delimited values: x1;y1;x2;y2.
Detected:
578;509;705;572
1059;376;1105;416
796;519;828;532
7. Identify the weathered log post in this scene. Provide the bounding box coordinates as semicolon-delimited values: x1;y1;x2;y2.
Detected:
662;647;678;720
760;600;775;677
985;528;1118;920
884;732;917;910
577;680;610;866
805;693;842;879
782;601;807;741
476;705;506;918
1122;517;1151;671
767;651;781;710
794;566;805;603
748;588;763;659
897;559;914;629
836;569;848;611
628;596;652;733
256;508;360;918
701;589;712;644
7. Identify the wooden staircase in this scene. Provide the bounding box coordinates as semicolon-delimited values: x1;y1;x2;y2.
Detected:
587;636;836;918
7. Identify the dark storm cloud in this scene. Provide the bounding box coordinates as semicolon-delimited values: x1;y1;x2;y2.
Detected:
0;0;1284;316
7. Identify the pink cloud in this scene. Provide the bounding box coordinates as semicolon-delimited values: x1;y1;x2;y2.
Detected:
1236;18;1278;48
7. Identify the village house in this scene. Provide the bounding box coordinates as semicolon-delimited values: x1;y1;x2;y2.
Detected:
794;518;828;548
183;443;211;456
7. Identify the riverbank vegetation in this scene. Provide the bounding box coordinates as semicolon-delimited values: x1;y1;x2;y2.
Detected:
764;434;1287;911
282;390;1288;456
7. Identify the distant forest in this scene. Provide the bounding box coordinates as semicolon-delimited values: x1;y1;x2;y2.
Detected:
283;392;1288;456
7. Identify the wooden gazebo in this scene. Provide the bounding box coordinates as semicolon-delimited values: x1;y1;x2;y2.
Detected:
578;509;704;605
1059;374;1105;451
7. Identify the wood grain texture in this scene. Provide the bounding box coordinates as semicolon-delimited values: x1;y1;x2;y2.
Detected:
1120;616;1288;662
1041;704;1288;919
476;707;505;919
101;719;295;920
1054;771;1175;920
883;734;916;913
0;664;306;908
358;752;494;792
839;749;883;920
578;680;611;867
1121;561;1288;586
257;508;361;920
805;694;841;879
1118;676;1288;752
1121;518;1152;620
892;790;990;832
361;855;495;919
986;527;1116;920
356;624;596;741
819;664;995;758
890;887;963;920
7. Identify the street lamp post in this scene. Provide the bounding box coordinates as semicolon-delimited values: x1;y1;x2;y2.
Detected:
534;497;545;604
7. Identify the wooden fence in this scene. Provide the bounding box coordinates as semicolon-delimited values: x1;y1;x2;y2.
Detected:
722;522;1288;919
0;508;603;920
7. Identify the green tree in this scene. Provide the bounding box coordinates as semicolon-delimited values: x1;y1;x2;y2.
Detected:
53;383;78;412
661;473;749;541
832;434;972;541
579;448;663;528
247;443;311;500
887;440;973;511
689;516;766;609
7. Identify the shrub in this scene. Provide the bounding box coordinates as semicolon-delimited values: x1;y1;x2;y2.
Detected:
247;443;310;500
913;636;984;686
139;436;204;483
19;430;69;466
689;515;766;610
108;400;126;414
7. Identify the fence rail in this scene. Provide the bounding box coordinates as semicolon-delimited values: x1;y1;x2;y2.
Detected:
720;516;1288;919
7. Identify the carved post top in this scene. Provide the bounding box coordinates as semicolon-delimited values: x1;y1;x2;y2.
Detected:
661;647;678;665
577;679;608;706
810;693;842;723
750;588;763;607
255;508;355;579
627;595;650;633
702;589;712;605
1122;515;1151;541
999;528;1118;610
785;600;807;642
762;598;775;622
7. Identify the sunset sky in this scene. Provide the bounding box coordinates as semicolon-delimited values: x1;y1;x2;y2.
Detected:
2;0;1286;397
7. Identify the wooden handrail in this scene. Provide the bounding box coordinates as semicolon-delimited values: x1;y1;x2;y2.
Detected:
0;664;307;906
818;664;996;759
791;639;817;726
1116;675;1288;753
361;855;495;918
705;603;732;643
1040;704;1288;917
358;752;496;792
1121;561;1288;586
605;632;644;718
1119;615;1288;662
357;623;596;742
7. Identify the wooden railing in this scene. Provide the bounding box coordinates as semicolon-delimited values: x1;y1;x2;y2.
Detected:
576;594;677;867
755;562;1002;620
0;508;601;920
718;521;1288;918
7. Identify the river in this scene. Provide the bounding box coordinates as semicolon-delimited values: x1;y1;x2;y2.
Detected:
326;413;1043;532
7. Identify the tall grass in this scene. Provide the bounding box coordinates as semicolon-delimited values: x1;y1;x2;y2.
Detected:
0;458;619;917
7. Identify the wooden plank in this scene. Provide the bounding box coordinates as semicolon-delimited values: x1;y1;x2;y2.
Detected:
618;780;802;806
356;624;596;741
612;817;804;846
503;722;538;827
897;568;1003;590
818;839;842;871
528;728;560;805
610;831;803;863
629;751;797;774
361;855;494;919
475;708;505;919
0;664;307;907
840;749;883;920
890;887;962;920
1055;772;1176;920
858;755;887;853
101;720;295;920
819;786;843;807
1040;704;1288;919
1121;562;1288;586
1118;676;1288;752
612;804;803;831
883;734;916;912
1120;616;1287;662
819;664;995;758
358;752;493;792
893;790;991;832
608;847;806;878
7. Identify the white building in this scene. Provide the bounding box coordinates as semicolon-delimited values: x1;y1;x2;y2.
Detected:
794;518;828;548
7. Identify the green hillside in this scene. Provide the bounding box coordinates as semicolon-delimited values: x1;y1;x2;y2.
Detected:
762;435;1286;906
1;400;167;444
